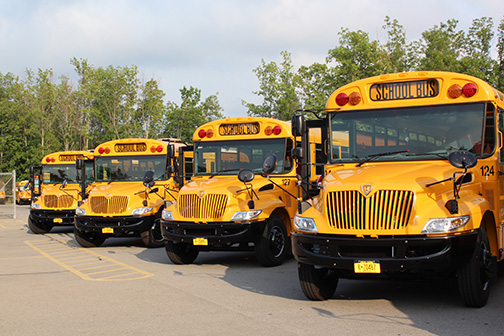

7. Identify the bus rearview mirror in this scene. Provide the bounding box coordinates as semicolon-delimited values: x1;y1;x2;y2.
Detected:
262;155;278;175
292;147;304;159
292;115;305;136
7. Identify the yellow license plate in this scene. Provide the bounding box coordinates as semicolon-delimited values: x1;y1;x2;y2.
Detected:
53;218;63;223
193;237;208;246
354;260;381;274
102;227;114;234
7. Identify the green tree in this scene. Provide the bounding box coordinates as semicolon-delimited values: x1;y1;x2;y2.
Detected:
136;78;166;139
416;19;465;72
326;29;385;85
381;16;414;73
460;17;495;82
164;86;224;143
242;51;301;120
494;17;504;91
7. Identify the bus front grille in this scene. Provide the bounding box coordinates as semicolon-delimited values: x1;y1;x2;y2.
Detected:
44;195;74;208
326;190;413;231
90;196;128;214
178;194;228;219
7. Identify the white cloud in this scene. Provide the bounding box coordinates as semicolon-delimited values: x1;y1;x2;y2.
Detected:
1;0;503;117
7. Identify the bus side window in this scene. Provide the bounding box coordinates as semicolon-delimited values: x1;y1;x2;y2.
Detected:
499;109;504;163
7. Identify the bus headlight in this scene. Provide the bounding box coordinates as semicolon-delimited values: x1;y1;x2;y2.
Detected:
31;203;41;210
75;208;86;216
230;210;262;221
162;210;173;221
421;215;470;234
294;215;318;233
131;207;153;216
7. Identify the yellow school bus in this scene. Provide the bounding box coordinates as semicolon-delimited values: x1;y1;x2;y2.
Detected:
74;138;186;248
160;117;322;266
291;71;504;307
16;180;31;204
29;151;94;233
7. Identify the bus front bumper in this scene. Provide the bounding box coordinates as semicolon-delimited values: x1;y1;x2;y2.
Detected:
161;220;265;250
75;215;156;237
30;209;75;226
292;231;478;276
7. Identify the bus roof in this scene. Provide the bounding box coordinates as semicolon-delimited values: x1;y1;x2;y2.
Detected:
326;71;504;112
194;117;294;142
41;150;94;164
94;138;184;156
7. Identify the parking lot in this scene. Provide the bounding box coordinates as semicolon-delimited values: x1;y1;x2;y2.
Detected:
1;204;504;335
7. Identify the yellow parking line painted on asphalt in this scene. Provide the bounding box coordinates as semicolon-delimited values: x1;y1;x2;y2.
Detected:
25;238;154;281
0;223;6;228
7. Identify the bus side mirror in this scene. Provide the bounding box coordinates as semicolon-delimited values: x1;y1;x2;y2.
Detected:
292;147;304;160
29;165;34;175
75;158;83;170
291;114;305;137
143;171;155;188
262;155;277;176
448;151;477;169
167;144;175;158
238;169;255;183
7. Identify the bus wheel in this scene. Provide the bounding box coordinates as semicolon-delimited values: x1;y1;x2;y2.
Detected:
28;217;52;234
457;226;496;307
298;262;338;301
73;228;105;248
165;241;199;264
255;216;289;267
141;218;164;248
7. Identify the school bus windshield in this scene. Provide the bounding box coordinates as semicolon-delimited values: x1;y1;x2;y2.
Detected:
330;102;490;163
194;138;293;175
43;165;78;184
95;155;166;182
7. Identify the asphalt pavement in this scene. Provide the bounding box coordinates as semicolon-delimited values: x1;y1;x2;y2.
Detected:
1;204;504;336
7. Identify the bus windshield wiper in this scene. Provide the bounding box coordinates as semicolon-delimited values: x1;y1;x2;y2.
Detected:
405;152;448;159
209;168;242;178
356;150;409;167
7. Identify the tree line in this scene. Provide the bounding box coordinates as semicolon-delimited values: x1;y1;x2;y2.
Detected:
243;16;504;120
1;16;503;179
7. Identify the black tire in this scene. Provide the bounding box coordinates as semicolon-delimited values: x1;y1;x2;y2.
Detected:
298;262;339;301
28;217;53;234
73;228;106;248
141;218;164;248
457;227;496;308
254;216;290;267
165;241;199;264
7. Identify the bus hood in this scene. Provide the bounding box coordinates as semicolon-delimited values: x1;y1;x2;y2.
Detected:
89;182;147;196
181;176;260;195
322;161;471;194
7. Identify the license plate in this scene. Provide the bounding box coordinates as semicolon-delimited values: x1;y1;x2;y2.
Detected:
53;218;63;223
193;237;208;246
102;227;114;234
354;260;381;274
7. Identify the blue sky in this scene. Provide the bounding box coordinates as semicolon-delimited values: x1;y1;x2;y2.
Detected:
1;0;503;118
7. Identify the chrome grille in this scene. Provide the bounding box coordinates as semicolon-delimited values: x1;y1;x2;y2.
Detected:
326;190;413;231
44;195;74;208
90;196;128;214
178;194;228;219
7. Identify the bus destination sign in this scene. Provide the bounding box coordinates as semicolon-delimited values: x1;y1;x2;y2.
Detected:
114;143;148;153
370;79;439;101
59;155;80;162
219;122;260;136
